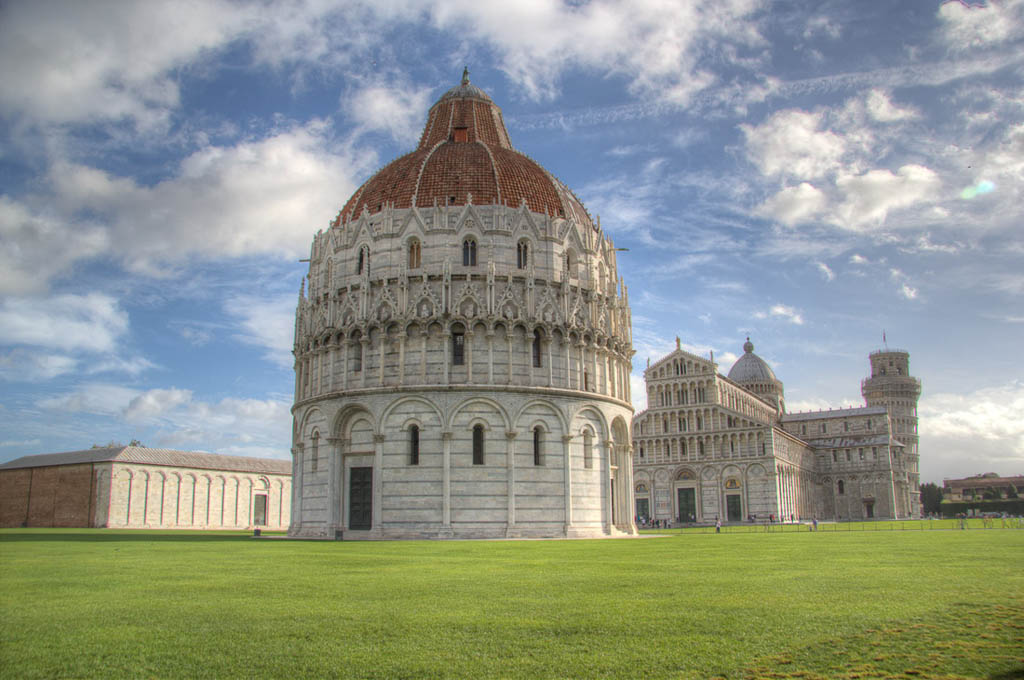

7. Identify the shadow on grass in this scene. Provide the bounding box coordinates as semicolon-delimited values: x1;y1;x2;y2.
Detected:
0;529;285;543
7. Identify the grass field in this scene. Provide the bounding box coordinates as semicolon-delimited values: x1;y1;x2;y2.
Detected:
1;528;1022;679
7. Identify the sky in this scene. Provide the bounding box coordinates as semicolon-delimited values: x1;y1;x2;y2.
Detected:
1;0;1022;484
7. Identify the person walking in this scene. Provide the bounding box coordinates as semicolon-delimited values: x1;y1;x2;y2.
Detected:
715;517;721;534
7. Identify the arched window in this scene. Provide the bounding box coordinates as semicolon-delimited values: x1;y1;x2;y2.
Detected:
583;429;593;468
472;425;484;465
350;335;362;372
408;238;421;269
357;245;370;275
463;238;477;266
311;431;319;473
409;425;420;466
532;329;542;368
517;241;529;269
452;329;465;365
837;479;845;495
564;250;577;278
533;426;543;466
698;440;705;456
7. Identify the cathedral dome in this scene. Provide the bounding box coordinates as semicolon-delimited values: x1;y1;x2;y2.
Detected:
335;69;593;228
728;338;778;384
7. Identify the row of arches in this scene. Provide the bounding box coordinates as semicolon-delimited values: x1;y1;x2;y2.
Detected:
634;431;769;465
107;467;290;530
637;408;762;437
648;379;712;408
296;320;632;404
290;395;635;538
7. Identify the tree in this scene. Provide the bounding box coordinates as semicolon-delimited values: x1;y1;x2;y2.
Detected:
920;482;943;515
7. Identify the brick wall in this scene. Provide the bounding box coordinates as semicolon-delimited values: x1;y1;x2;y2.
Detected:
0;468;32;527
0;464;95;527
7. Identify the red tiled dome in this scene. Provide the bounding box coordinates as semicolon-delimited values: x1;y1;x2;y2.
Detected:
337;71;592;228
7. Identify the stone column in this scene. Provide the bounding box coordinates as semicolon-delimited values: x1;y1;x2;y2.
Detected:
546;337;553;387
506;332;514;385
506;430;517;534
466;329;474;383
443;330;451;385
327;437;342;535
562;434;573;532
398;334;406;386
602;439;614;531
420;329;428;383
378;333;385;387
342;340;349;391
359;337;369;388
486;330;494;384
442;431;453;531
291;444;304;533
373;433;385;533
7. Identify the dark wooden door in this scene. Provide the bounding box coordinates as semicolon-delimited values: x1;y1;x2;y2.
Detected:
349;467;372;530
726;494;742;522
253;494;267;526
677;488;696;522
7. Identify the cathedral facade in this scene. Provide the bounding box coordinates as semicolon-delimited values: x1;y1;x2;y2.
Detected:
632;339;920;524
289;73;636;539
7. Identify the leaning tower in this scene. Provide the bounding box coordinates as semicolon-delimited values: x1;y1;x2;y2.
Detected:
861;349;921;517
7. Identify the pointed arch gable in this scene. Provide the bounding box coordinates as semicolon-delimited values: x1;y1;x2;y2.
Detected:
394;208;428;240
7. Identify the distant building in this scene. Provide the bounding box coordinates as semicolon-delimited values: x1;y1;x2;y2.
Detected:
631;339;921;523
942;473;1023;501
0;446;291;530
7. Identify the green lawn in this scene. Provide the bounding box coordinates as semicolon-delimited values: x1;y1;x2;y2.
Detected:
1;528;1021;679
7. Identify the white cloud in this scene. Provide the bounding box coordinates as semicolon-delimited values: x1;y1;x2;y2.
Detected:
38;383;293;456
0;196;109;296
756;182;826;226
344;81;434;146
832;164;940;230
23;122;371;286
920;380;1024;478
938;0;1024;51
865;89;919;122
0;294;128;353
849;253;869;265
428;0;767;105
124;388;194;422
754;304;804;325
38;384;142;417
816;262;835;281
225;294;297;370
0;350;78;381
741;110;845;179
0;0;245;128
803;15;841;40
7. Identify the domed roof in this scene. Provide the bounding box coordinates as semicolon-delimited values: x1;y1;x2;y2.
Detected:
336;70;593;228
727;338;779;384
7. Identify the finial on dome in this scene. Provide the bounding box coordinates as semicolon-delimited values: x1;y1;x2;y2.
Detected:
461;66;470;85
743;337;754;354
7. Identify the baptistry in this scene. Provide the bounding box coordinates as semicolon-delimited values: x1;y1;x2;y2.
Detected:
289;71;636;538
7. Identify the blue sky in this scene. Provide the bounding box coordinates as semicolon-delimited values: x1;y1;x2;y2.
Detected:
1;0;1021;483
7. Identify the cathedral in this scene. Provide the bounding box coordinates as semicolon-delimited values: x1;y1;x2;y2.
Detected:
631;339;921;524
289;71;637;539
